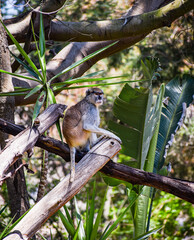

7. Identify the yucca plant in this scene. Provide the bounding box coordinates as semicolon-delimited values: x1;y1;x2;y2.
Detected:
57;180;160;240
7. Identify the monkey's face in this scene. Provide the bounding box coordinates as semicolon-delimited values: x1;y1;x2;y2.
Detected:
94;91;104;106
86;88;104;106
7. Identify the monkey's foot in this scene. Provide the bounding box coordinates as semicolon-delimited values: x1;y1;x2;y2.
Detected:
70;170;75;182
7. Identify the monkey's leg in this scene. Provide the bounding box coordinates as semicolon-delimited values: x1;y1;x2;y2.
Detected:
70;147;76;182
83;124;122;143
89;133;98;147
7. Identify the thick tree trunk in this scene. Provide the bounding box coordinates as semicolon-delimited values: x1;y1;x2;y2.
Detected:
0;13;30;221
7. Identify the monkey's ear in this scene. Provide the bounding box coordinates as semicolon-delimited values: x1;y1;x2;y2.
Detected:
86;89;92;96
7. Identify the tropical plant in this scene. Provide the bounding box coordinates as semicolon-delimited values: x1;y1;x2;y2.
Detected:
108;58;194;237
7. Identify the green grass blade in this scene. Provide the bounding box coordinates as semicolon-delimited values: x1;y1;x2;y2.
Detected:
32;90;46;126
73;221;81;240
0;90;29;96
100;191;139;240
141;60;151;80
58;210;76;236
86;189;90;240
37;233;47;240
90;187;108;240
74;197;85;240
10;51;41;81
31;18;47;83
47;87;56;104
52;80;133;92
0;20;43;81
46;87;64;142
39;13;47;82
56;120;64;142
48;41;118;83
0;68;40;82
133;227;162;240
63;205;74;227
87;181;96;239
24;84;42;99
0;216;15;239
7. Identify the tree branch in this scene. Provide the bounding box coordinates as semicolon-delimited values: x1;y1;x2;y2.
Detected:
49;0;194;42
0;118;193;203
0;104;66;182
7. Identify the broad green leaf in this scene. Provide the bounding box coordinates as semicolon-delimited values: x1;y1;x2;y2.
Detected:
0;20;42;81
109;83;157;170
24;84;42;99
48;41;118;83
32;91;46;126
58;210;75;236
154;75;194;172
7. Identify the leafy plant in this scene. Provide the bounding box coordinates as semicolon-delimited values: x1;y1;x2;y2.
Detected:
58;181;141;240
108;58;194;237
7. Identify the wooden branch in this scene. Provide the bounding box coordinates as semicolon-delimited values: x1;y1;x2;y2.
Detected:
49;0;194;42
5;0;194;43
3;138;121;240
0;118;194;203
101;161;194;204
0;104;66;182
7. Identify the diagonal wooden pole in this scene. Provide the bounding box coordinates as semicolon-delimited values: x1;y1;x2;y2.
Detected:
4;138;121;240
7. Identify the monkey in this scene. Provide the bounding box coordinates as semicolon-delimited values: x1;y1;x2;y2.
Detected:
62;87;121;182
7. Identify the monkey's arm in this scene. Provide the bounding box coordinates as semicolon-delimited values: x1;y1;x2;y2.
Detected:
83;124;122;143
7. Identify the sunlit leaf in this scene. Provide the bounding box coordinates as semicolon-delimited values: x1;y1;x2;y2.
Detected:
58;210;75;236
0;68;39;82
48;41;118;83
10;52;41;82
24;84;42;99
32;91;46;126
0;19;43;81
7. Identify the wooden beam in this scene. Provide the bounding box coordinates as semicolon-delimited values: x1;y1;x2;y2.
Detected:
4;138;121;240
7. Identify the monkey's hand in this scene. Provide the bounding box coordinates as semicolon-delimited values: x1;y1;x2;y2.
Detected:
105;134;122;144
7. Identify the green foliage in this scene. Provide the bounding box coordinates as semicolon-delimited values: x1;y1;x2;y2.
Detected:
108;58;194;238
57;181;142;240
151;192;194;239
154;74;194;173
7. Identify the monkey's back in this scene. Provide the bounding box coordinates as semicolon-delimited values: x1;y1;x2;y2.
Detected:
62;102;91;148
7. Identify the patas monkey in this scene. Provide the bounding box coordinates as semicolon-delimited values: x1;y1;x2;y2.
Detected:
62;88;121;182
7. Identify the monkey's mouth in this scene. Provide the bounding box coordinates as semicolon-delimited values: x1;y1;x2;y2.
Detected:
96;100;103;105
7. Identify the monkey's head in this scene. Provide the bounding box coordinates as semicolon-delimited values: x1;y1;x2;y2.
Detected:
85;88;104;106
